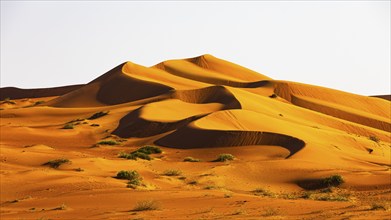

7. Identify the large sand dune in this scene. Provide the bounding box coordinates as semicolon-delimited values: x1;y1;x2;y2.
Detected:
1;54;390;219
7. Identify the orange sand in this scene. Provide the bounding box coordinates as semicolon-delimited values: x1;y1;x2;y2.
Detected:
1;54;390;219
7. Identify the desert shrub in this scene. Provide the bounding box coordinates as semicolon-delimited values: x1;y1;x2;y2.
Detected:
2;98;16;104
370;203;388;211
136;146;162;154
90;124;99;127
262;207;280;216
116;170;142;186
53;203;67;210
88;111;109;120
132;200;159;211
33;101;45;106
214;154;234;162
269;94;278;98
130;152;151;160
188;180;198;185
322;175;344;187
44;158;71;168
204;185;216;190
315;194;349;202
183;157;200;162
97;140;119;145
119;146;161;161
369;135;380;143
163;169;182;176
253;188;275;197
62;123;74;129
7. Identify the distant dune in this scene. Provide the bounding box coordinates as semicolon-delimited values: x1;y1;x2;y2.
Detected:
1;54;390;219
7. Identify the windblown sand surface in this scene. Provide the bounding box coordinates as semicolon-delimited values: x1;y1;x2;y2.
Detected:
1;54;390;219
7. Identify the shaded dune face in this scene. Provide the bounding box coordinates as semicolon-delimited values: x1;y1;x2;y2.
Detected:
155;127;305;158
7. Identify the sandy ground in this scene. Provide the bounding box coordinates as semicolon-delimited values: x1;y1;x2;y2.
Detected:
1;54;390;219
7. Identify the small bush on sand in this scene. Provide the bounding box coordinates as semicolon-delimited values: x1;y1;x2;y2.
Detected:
262;207;280;217
118;146;161;161
44;158;71;168
269;94;278;98
369;135;380;143
62;123;74;129
136;146;162;154
132;200;159;211
163;169;182;176
370;203;388;211
214;154;234;162
116;170;142;186
97;140;119;145
253;188;275;197
322;175;344;187
183;157;201;162
88;111;109;120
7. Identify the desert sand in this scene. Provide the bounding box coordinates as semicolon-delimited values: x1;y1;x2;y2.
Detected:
0;54;390;219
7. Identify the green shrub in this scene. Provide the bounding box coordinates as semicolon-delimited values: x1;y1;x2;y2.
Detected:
88;111;109;120
214;154;234;162
44;158;71;168
163;169;182;176
97;140;119;145
322;175;344;187
62;123;74;129
118;146;161;161
116;170;142;186
132;200;159;211
130;152;151;160
183;157;201;162
136;146;162;154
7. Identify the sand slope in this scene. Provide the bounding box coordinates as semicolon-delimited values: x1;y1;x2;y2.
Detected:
1;54;390;219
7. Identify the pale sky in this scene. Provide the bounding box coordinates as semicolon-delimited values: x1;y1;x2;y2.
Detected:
1;1;390;96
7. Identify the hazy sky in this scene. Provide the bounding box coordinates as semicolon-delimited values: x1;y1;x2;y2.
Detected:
1;1;390;95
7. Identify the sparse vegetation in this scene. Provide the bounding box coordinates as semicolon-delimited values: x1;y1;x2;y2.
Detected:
188;180;198;185
136;145;162;154
75;167;84;172
116;170;142;186
370;203;389;211
33;101;45;106
53;203;67;210
90;124;99;127
204;185;216;190
253;188;275;197
262;207;280;216
163;169;182;176
97;140;120;145
62;123;74;129
214;153;234;162
43;158;71;168
2;97;16;104
369;135;380;143
322;175;344;187
269;93;278;98
88;111;109;120
118;146;162;161
183;157;201;162
132;200;159;211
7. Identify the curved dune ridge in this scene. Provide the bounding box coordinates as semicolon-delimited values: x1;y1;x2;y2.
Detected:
1;54;390;156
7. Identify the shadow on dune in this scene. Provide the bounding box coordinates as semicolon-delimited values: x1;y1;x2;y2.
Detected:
155;126;305;158
112;107;206;138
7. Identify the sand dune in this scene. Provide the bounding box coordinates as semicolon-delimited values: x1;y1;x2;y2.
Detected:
1;54;390;219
